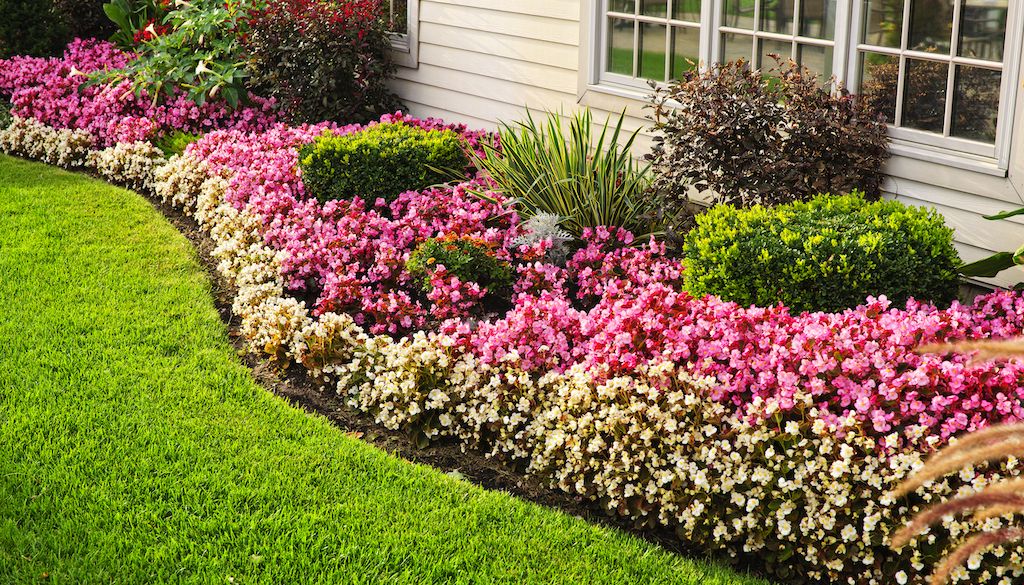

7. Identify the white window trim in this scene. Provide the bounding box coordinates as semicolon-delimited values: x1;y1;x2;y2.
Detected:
588;0;1022;174
388;0;419;69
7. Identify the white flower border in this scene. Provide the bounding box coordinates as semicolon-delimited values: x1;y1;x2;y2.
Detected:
5;116;1024;585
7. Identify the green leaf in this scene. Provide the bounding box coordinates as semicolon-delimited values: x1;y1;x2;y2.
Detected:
983;207;1024;221
103;3;131;31
959;252;1017;278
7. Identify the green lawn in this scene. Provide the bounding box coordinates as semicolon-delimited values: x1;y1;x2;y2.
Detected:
0;154;766;584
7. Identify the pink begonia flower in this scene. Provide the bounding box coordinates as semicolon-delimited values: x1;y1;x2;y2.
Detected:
9;40;1024;454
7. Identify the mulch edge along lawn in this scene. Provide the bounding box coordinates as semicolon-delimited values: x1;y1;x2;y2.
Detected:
0;154;768;584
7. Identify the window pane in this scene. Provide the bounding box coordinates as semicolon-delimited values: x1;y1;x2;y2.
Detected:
723;0;756;30
608;18;635;75
760;0;796;35
610;0;636;13
798;43;834;79
759;38;792;70
639;22;668;80
387;0;408;34
862;0;904;48
908;0;954;53
671;26;700;79
721;32;754;64
859;51;899;123
902;58;949;133
959;0;1008;62
673;0;702;22
952;66;1001;142
800;0;837;40
640;0;668;17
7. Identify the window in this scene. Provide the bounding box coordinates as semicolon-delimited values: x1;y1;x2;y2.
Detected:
388;0;418;68
856;0;1010;157
593;0;1021;166
719;0;839;77
603;1;704;84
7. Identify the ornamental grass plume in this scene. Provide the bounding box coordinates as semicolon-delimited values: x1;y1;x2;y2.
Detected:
891;338;1024;585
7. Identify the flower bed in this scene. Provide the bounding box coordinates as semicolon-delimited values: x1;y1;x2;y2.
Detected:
0;39;277;147
5;41;1024;585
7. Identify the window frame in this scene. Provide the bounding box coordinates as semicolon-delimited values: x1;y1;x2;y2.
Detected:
388;0;419;69
589;0;1022;172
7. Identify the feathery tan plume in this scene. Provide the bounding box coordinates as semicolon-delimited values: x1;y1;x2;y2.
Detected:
890;491;1024;549
918;338;1024;364
927;527;1024;585
891;337;1024;581
972;503;1021;523
894;435;1024;497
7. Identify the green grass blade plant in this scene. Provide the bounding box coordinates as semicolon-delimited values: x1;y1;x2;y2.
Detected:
472;109;658;239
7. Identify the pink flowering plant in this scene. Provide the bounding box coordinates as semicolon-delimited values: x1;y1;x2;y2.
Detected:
0;39;278;147
6;38;1024;583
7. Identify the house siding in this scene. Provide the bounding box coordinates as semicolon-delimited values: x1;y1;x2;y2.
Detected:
390;0;1024;289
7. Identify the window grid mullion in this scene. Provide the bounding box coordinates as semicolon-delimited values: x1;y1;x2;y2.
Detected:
630;1;640;79
752;0;762;64
942;0;964;138
665;0;674;81
893;0;912;127
792;0;803;61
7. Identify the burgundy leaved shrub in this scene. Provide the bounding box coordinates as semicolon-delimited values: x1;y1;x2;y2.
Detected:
647;58;890;213
244;0;402;124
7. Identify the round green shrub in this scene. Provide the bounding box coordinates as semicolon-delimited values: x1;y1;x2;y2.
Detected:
407;235;513;294
682;193;962;313
298;123;469;204
154;131;202;157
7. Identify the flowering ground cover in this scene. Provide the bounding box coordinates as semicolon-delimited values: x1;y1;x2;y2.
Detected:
0;154;766;585
6;38;1024;585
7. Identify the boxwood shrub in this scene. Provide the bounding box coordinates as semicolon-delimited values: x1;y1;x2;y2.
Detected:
299;123;469;203
407;235;513;294
683;193;961;313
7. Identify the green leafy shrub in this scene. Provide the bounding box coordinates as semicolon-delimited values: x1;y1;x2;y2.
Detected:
298;123;469;203
0;101;12;130
406;235;513;293
471;109;657;239
648;59;890;212
154;130;202;157
0;0;69;58
92;0;251;107
101;0;164;48
683;193;961;313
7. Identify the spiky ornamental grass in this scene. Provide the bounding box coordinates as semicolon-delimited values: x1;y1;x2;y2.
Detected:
470;108;659;240
892;339;1024;585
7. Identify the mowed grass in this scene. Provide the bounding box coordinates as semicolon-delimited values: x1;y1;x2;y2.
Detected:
0;155;767;585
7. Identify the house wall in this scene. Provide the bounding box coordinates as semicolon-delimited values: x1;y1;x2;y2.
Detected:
390;0;1024;289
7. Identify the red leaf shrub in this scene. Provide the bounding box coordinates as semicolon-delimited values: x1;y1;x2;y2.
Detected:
244;0;402;124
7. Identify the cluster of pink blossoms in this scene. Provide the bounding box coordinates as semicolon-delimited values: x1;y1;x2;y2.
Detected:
187;118;515;334
183;119;1024;447
0;39;279;146
8;41;1022;449
446;229;1024;446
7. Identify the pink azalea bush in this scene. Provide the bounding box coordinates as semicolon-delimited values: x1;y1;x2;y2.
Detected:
0;39;279;146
